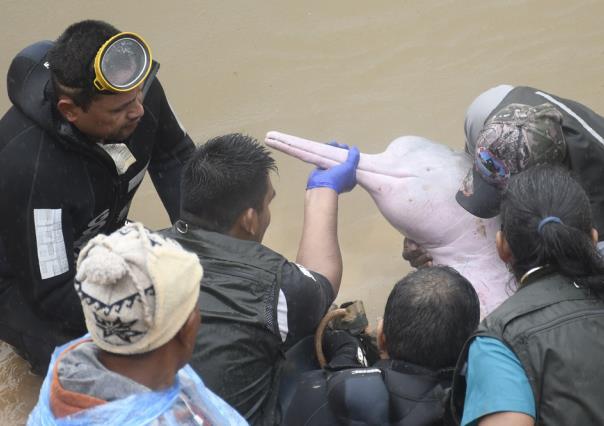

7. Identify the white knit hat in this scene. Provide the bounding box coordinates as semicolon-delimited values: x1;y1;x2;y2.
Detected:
74;222;202;355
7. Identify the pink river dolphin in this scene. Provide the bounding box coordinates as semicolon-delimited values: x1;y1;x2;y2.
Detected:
265;131;515;316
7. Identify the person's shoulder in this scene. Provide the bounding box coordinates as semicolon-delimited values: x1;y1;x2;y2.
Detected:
462;336;535;425
468;336;524;378
470;336;513;357
289;262;318;281
0;117;57;178
156;225;175;238
282;261;330;286
280;261;334;302
0;107;45;149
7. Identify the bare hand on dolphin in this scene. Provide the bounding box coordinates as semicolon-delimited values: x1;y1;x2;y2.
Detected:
402;237;433;268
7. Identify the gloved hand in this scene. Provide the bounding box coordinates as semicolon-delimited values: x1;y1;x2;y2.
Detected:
306;142;360;194
323;330;367;371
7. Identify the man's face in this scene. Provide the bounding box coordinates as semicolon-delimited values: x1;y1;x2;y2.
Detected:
69;87;144;142
255;177;276;242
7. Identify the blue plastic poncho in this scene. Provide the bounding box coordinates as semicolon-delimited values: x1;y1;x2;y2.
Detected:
27;338;248;426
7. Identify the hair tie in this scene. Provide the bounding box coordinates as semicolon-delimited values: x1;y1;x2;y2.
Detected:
537;216;563;234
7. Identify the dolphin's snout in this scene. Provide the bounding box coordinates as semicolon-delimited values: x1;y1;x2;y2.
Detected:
265;131;344;170
265;131;416;179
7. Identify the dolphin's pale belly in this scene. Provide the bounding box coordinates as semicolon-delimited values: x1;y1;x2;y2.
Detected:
438;249;515;317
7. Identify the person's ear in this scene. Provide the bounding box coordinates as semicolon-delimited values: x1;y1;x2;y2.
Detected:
376;319;389;359
56;96;81;123
496;230;513;263
591;228;599;246
176;308;200;351
238;207;261;239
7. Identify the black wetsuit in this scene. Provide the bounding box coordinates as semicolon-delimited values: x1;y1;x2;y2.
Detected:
282;330;451;425
0;41;194;373
284;360;452;425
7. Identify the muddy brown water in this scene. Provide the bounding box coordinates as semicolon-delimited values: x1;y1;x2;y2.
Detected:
2;0;604;422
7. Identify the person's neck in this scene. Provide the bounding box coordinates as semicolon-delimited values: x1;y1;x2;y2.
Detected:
518;264;554;286
54;110;103;145
98;349;179;391
177;213;227;235
177;213;259;242
227;226;258;241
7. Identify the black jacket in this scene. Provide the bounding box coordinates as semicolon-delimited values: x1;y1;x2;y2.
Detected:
161;224;287;426
0;41;194;333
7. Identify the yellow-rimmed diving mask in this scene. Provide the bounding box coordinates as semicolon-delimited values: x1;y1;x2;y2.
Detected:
93;32;152;93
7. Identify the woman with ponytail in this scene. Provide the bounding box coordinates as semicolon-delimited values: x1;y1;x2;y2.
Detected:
451;165;604;426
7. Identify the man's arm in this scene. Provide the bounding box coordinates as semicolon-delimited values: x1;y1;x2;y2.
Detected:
296;188;342;293
0;148;85;332
462;337;535;426
279;262;334;348
295;144;359;296
478;413;534;426
146;79;195;223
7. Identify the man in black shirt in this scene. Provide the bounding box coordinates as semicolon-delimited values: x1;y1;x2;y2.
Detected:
0;20;194;373
162;133;359;425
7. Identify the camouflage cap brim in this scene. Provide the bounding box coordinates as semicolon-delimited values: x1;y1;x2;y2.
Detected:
456;163;504;219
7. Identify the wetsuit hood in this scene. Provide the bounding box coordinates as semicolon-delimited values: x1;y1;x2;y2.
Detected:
7;40;57;136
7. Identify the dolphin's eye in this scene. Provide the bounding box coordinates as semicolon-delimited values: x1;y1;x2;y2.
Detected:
476;148;509;187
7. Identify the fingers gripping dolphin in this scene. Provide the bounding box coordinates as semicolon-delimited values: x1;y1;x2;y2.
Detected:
265;131;514;316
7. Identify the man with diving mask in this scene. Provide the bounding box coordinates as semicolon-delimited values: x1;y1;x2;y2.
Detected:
0;20;195;374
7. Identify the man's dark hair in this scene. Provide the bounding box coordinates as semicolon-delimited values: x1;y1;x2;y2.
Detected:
383;266;479;370
48;20;119;109
181;133;277;233
501;164;604;293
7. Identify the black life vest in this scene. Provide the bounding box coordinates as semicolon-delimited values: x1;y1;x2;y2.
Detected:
161;224;286;425
284;359;452;425
450;273;604;425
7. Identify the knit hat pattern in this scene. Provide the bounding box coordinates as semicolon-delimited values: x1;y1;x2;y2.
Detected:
75;222;202;355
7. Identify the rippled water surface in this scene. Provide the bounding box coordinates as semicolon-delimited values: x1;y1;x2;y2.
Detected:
2;0;604;423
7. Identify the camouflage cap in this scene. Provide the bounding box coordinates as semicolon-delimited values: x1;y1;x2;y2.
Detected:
456;103;567;218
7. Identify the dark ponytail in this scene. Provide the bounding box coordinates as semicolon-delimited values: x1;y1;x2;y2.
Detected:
500;165;604;294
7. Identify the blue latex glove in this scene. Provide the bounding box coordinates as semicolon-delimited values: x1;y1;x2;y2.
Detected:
306;142;360;194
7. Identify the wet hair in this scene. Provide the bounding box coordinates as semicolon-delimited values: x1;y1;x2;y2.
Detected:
48;20;119;109
500;164;604;293
181;133;277;233
382;266;480;370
